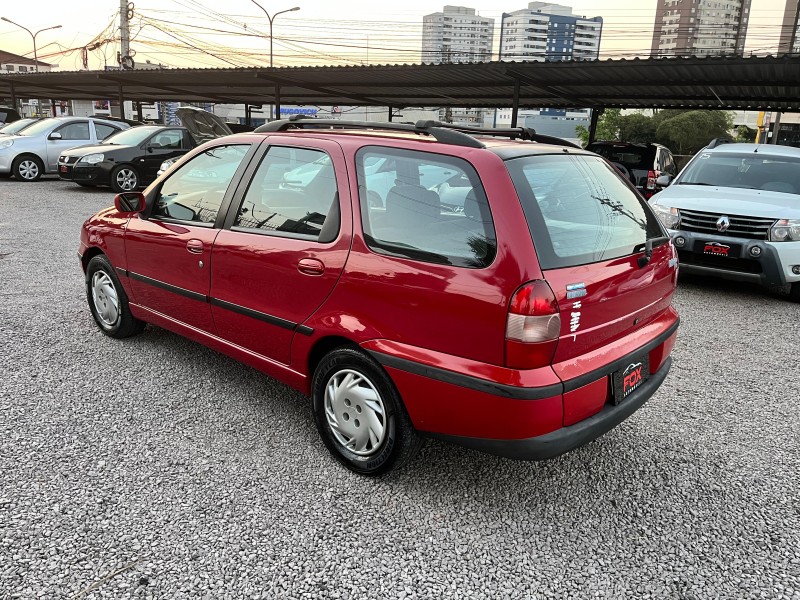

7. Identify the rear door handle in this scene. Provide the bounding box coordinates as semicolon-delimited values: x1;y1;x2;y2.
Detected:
186;239;204;254
297;258;325;276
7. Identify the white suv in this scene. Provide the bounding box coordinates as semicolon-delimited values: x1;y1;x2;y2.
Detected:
650;143;800;302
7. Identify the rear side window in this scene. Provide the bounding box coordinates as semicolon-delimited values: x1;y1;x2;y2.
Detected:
506;154;663;270
232;146;339;241
357;147;496;268
588;144;653;170
94;123;120;141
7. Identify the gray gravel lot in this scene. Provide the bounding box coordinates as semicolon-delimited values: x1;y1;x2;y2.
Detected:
1;178;798;599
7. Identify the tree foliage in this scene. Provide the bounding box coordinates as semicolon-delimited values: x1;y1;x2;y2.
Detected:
578;108;735;153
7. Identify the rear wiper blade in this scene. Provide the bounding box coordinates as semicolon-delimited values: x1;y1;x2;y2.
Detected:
638;236;670;268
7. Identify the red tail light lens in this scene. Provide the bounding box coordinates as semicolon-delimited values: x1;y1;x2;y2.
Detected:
647;170;657;190
505;280;561;369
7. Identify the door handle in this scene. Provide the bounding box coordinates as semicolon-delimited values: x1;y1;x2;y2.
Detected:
297;258;325;276
186;239;204;254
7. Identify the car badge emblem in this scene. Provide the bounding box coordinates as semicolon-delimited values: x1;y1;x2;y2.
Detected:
566;282;587;299
716;216;730;232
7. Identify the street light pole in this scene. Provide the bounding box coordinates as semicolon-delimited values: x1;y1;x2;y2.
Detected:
249;2;299;122
0;17;62;73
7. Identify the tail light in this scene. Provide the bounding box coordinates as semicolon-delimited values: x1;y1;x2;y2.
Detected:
505;280;561;369
647;170;657;191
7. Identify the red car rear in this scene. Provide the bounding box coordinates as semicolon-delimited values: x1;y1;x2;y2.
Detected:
79;119;679;475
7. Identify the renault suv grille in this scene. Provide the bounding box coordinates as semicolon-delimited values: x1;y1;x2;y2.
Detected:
679;209;775;240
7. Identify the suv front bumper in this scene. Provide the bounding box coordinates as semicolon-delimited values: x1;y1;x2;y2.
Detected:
670;230;800;286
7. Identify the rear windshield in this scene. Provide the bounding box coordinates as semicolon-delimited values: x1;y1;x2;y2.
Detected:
678;152;800;194
506;154;664;270
588;144;653;169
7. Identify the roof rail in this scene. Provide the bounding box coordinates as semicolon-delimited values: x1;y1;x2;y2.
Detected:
255;115;581;149
255;115;484;148
706;137;735;149
415;120;581;149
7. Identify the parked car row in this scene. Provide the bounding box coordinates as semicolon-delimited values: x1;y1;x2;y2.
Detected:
0;107;234;190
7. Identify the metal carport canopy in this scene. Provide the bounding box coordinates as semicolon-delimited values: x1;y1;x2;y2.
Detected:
1;55;800;112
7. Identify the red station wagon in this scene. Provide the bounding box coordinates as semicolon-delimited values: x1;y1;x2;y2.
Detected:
79;118;680;475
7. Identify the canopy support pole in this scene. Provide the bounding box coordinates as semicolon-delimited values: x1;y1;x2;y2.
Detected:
275;86;281;120
588;108;604;144
511;78;520;128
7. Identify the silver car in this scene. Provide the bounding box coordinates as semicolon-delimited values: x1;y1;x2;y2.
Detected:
0;117;128;181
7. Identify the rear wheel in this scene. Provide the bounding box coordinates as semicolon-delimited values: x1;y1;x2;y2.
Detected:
312;347;421;476
86;255;145;338
110;165;139;192
12;155;44;182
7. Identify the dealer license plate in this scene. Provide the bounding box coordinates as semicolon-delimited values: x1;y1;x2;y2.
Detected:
612;354;649;405
695;240;740;258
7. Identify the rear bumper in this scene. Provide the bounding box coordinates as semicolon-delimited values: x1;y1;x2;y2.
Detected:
426;356;671;460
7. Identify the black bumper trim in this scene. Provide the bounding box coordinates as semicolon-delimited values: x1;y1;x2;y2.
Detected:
369;351;564;400
425;356;672;461
128;271;208;303
562;318;680;393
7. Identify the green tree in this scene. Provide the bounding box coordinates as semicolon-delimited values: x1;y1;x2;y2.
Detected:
576;109;622;145
735;125;756;143
654;110;734;154
618;113;656;143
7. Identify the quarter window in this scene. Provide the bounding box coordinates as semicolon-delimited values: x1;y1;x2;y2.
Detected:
357;147;496;268
233;146;339;241
94;123;120;141
152;144;250;224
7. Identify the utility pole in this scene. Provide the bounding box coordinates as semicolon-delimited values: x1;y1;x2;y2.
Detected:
120;0;130;67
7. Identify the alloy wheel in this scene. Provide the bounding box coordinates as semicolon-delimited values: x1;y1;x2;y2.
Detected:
115;168;138;191
17;160;40;180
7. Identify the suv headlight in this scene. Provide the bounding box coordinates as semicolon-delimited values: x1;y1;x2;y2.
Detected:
770;219;800;242
653;205;680;229
0;139;14;150
79;153;104;164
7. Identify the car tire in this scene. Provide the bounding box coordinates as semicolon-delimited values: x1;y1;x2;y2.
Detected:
110;165;139;192
312;347;422;476
86;254;145;339
790;282;800;303
12;155;44;182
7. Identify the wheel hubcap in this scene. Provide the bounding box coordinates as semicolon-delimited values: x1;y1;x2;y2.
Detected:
324;369;387;456
18;160;39;180
91;271;120;327
116;169;137;191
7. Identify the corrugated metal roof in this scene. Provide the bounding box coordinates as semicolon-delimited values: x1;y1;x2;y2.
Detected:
1;55;799;111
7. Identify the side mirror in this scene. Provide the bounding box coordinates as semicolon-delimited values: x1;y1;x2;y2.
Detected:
48;132;62;140
655;174;672;187
114;191;146;213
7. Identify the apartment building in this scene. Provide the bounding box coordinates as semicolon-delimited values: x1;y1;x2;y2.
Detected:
651;0;751;57
422;6;495;64
500;2;602;62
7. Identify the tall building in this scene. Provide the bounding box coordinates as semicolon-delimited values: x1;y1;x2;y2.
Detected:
422;6;495;64
779;0;800;54
500;3;603;62
650;0;752;58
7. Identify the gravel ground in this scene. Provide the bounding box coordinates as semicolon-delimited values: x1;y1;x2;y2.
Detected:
1;178;798;600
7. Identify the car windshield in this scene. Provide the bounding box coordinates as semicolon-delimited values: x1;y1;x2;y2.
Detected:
678;152;800;194
506;154;664;270
588;144;653;169
15;118;60;137
0;119;38;135
102;126;161;146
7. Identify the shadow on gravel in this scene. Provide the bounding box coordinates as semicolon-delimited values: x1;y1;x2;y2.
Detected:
678;272;791;303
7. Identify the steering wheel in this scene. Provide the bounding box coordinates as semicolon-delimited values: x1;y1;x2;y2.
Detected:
611;162;631;181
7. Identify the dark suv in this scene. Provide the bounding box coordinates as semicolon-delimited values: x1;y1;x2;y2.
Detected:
79;118;679;475
587;141;678;199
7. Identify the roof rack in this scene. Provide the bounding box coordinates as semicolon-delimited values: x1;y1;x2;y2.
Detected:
706;137;735;149
255;115;580;149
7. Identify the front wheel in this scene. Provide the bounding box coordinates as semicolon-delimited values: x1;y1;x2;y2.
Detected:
86;255;145;338
12;155;44;182
312;347;421;476
110;165;139;192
